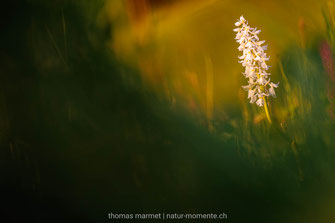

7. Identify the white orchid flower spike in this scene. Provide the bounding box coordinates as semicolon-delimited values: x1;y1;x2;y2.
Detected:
234;15;279;123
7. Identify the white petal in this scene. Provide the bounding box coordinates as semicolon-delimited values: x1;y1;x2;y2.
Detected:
270;82;279;88
257;40;265;45
256;98;264;106
262;56;270;61
269;87;276;97
250;94;257;103
242;85;251;90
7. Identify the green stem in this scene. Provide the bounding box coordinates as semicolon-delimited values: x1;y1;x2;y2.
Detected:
256;73;272;124
263;96;272;124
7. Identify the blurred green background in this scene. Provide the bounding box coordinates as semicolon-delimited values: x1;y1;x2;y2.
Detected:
1;0;335;222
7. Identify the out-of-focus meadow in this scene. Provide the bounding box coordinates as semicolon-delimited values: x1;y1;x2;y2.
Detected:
2;0;335;222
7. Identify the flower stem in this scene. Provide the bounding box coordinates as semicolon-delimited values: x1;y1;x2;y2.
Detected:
263;96;272;124
255;72;272;124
